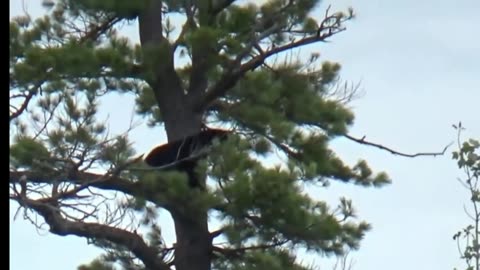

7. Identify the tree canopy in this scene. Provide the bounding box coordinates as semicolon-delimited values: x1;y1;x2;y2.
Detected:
9;1;409;270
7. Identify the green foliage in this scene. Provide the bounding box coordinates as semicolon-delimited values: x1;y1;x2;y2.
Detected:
9;1;390;270
207;135;375;258
71;0;147;20
10;136;50;168
78;259;116;270
452;125;480;270
214;249;312;270
224;63;353;136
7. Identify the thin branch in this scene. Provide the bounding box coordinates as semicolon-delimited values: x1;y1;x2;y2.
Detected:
15;197;170;270
78;16;121;43
463;204;476;221
343;133;452;158
172;20;191;50
10;15;122;122
172;0;197;51
10;89;37;121
197;13;349;111
210;229;224;239
51;156;144;202
33;95;63;140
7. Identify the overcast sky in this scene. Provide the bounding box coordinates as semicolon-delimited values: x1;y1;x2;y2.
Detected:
10;0;480;270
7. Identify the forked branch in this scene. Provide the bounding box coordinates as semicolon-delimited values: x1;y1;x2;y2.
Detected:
197;6;352;111
13;194;170;270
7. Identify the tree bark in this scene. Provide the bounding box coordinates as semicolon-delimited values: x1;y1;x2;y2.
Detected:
25;199;170;270
138;1;212;269
161;103;212;270
162;107;211;270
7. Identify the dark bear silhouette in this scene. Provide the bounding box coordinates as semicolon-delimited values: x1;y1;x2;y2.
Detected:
143;127;230;187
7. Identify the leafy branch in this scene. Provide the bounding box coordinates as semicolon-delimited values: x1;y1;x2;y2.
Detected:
11;189;170;270
196;5;354;111
452;122;480;270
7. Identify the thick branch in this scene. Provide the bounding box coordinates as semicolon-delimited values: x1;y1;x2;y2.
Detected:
9;170;170;208
138;0;199;139
212;240;289;259
138;0;167;46
20;198;170;270
210;0;236;18
185;2;211;101
138;0;179;88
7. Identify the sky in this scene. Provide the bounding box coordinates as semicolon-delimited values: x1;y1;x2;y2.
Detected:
9;0;480;270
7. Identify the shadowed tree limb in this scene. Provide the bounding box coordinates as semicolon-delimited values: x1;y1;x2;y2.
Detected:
78;15;122;43
212;240;289;259
139;0;203;139
9;168;170;209
209;0;237;19
12;194;171;270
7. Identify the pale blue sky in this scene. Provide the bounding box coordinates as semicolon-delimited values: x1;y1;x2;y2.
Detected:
10;0;480;269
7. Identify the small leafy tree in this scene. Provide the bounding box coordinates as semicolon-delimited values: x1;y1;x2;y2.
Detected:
452;123;480;270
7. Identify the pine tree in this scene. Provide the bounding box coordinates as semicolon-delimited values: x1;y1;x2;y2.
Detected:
10;1;392;270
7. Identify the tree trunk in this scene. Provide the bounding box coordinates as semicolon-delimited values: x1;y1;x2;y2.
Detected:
171;210;211;270
138;1;212;268
164;112;212;270
152;85;210;270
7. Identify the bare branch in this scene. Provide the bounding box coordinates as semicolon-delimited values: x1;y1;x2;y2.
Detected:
343;133;452;158
15;197;170;270
332;252;356;270
327;80;364;105
10;87;39;122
